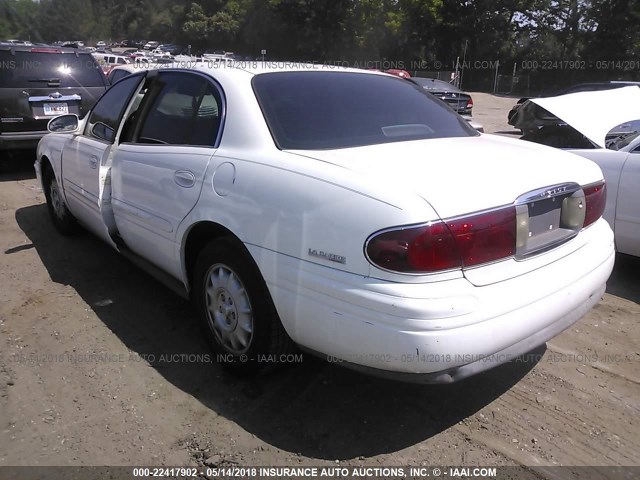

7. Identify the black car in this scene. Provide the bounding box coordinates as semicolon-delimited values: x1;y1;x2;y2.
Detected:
410;77;474;115
157;44;184;55
0;44;107;154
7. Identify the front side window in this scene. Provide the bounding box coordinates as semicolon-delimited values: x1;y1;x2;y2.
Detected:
252;71;477;150
135;72;222;146
87;74;143;143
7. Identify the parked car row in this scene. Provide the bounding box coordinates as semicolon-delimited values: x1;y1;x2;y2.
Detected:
1;39;33;46
92;52;132;74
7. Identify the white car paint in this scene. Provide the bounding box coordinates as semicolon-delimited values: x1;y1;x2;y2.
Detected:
36;65;615;383
568;140;640;257
526;87;640;257
530;86;640;148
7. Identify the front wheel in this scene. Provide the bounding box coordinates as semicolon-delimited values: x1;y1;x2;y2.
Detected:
192;238;294;374
43;167;79;235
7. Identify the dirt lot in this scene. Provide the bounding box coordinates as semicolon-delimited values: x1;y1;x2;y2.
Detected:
1;94;639;475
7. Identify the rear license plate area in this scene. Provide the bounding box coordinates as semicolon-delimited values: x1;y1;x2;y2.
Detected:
515;183;585;259
43;103;68;115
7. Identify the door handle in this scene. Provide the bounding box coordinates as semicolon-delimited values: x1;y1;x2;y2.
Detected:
89;156;98;169
174;170;196;188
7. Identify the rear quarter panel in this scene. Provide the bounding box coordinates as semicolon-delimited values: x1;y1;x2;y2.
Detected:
180;147;447;281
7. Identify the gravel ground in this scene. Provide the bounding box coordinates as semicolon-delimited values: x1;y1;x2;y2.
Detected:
0;94;639;477
468;92;522;135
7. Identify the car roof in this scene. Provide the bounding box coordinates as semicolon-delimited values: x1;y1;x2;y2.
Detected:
113;61;390;78
0;44;92;54
108;62;409;91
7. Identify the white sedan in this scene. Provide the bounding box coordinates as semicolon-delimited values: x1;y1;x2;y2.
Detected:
519;86;640;257
35;65;614;383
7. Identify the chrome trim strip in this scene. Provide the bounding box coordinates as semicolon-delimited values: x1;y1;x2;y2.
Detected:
28;94;81;102
515;182;581;204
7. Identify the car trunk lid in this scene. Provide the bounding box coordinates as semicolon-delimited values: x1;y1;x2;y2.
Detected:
286;134;605;285
430;91;471;113
289;134;602;218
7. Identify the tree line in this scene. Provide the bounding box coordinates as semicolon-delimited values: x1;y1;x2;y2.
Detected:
1;0;638;67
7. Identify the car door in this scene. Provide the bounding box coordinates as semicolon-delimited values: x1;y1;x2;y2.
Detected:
61;74;145;244
110;70;224;278
615;143;640;256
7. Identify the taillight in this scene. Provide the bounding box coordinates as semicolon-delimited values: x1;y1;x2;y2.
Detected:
448;207;516;267
583;181;606;228
366;206;516;273
366;180;604;275
466;98;473;109
366;222;460;273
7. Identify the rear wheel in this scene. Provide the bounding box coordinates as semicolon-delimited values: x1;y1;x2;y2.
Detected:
192;238;293;374
43;165;79;235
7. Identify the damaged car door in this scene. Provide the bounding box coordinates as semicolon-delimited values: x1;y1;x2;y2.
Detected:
60;73;145;246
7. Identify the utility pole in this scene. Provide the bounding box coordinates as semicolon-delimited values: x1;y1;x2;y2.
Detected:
454;56;460;86
460;39;468;89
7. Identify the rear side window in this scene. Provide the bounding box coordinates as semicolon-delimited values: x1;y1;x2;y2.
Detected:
0;50;106;88
88;74;143;143
108;68;132;84
252;71;477;150
136;72;222;146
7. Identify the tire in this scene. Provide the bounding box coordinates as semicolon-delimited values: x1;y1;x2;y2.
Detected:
192;238;294;374
43;166;80;235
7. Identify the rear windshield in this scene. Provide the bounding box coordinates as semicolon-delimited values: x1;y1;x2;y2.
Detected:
0;50;106;88
252;71;477;150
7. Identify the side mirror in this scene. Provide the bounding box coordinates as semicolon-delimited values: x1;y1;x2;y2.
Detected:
48;114;79;133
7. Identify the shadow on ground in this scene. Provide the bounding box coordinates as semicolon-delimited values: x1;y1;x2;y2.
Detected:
606;253;640;305
0;150;37;182
15;203;542;460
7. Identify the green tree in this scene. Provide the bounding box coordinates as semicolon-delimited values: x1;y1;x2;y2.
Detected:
587;0;640;60
183;1;249;50
1;0;42;41
36;0;99;42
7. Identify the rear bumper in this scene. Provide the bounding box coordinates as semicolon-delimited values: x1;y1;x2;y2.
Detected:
325;280;606;383
0;131;47;151
250;218;614;382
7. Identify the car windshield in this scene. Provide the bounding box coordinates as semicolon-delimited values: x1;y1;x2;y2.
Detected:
0;50;105;87
607;131;640;151
252;71;477;150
